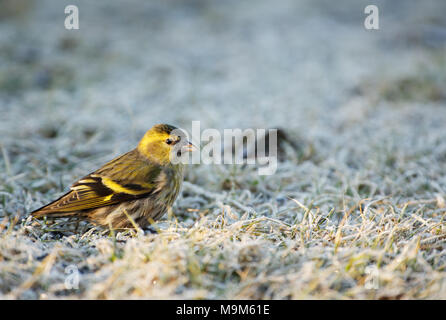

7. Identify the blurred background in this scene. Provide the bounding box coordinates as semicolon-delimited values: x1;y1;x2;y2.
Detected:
1;0;445;135
0;0;446;194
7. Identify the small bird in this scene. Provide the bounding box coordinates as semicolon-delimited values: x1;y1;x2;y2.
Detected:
31;124;194;230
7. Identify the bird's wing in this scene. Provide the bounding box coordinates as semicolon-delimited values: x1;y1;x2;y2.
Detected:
32;150;163;216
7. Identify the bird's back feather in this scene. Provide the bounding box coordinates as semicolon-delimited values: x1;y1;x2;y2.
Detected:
31;149;163;217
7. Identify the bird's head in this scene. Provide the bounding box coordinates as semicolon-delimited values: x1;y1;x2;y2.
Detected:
137;124;195;165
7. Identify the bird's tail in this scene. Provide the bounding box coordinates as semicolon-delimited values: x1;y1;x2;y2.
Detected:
31;192;79;218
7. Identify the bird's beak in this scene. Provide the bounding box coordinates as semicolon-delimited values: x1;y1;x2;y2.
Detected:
182;141;197;152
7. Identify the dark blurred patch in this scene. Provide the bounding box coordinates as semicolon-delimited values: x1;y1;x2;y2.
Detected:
82;127;97;139
38;126;59;139
221;178;243;191
0;64;76;94
33;68;52;89
391;18;446;50
357;183;375;198
15;46;40;64
353;53;446;104
378;293;405;300
33;65;76;90
0;0;33;20
36;253;48;261
379;76;445;102
0;67;27;94
217;128;316;185
238;245;262;265
406;25;446;49
243;128;315;163
58;36;79;52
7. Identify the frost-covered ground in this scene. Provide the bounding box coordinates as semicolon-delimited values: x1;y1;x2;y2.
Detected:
0;0;445;299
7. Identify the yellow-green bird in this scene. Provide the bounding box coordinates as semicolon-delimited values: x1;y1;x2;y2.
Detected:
31;124;194;229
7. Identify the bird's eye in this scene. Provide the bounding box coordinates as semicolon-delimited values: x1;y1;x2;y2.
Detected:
166;138;173;145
